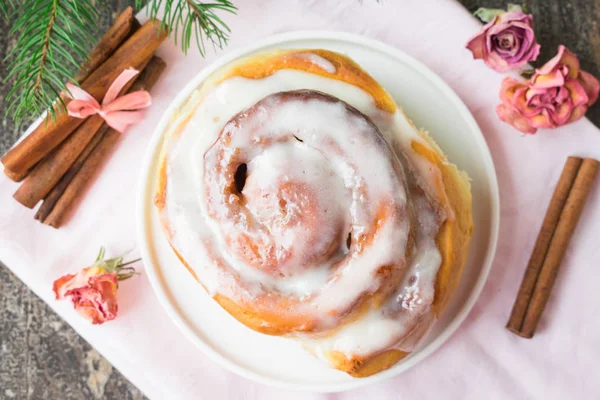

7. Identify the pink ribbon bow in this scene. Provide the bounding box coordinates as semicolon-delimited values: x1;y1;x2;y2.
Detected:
66;68;152;133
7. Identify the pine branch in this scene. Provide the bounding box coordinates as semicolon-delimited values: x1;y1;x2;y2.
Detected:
137;0;237;56
0;0;16;17
2;0;381;126
5;0;100;125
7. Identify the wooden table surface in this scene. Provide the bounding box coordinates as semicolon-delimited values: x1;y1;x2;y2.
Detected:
1;1;599;398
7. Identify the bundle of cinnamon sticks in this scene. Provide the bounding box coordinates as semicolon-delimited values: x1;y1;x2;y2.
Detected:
507;156;599;338
1;7;168;228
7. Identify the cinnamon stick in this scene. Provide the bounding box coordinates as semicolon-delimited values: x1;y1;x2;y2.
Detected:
506;156;583;335
40;56;167;228
1;8;134;183
1;19;168;178
518;158;599;338
73;7;134;83
43;129;121;228
12;55;153;209
4;167;30;182
13;116;104;208
35;126;108;222
129;18;143;38
129;56;167;92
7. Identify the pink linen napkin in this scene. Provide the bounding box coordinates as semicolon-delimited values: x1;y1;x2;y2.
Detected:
2;0;600;398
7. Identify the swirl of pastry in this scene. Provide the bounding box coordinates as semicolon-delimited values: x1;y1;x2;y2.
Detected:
155;49;473;378
201;89;410;331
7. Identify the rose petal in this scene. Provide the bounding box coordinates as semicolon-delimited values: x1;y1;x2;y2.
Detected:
578;70;600;106
567;104;588;123
467;18;496;59
508;32;527;59
528;95;541;108
485;29;495;53
68;288;118;324
488;22;515;36
89;274;118;306
468;12;540;71
53;266;105;299
536;45;566;75
530;111;555;129
525;86;547;101
466;32;487;60
64;273;118;325
537;46;580;80
512;87;541;116
489;28;536;69
558;46;581;79
519;105;542;118
499;77;523;102
523;43;541;64
564;79;590;107
53;273;76;299
494;31;517;54
511;36;538;63
494;42;595;133
496;103;517;123
551;101;573;125
554;86;569;104
485;51;511;72
500;12;533;25
508;20;534;30
534;69;565;89
496;103;537;134
71;290;107;324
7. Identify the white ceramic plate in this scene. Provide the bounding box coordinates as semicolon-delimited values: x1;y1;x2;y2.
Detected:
137;31;500;392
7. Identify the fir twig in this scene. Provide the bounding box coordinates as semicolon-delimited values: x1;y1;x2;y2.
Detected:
0;0;10;16
137;0;237;55
5;0;99;125
3;0;382;126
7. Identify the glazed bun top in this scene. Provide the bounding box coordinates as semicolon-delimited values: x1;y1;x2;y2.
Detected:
155;49;473;376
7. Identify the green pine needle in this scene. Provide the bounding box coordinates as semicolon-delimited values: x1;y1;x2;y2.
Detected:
137;0;237;56
5;0;99;125
0;0;14;17
4;0;380;126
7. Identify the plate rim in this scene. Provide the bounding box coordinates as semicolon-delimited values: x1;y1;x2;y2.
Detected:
136;30;500;392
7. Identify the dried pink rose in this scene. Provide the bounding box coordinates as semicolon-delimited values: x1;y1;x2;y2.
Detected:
496;46;600;134
53;247;138;325
54;267;118;324
466;5;540;72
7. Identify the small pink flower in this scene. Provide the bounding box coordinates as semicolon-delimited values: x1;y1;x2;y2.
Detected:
466;5;540;72
496;46;600;134
53;247;139;325
54;267;118;324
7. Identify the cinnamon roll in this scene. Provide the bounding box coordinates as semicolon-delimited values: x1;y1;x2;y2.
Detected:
155;49;473;377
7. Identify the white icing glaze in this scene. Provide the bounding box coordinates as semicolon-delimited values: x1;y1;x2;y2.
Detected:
302;182;443;357
198;90;410;326
295;53;337;74
160;65;448;364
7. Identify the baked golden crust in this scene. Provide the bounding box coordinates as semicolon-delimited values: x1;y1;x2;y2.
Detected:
154;49;473;377
347;135;473;378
